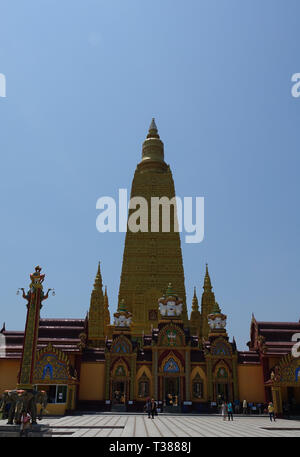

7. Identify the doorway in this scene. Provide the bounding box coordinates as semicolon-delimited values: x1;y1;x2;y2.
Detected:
112;381;126;406
164;377;180;412
216;383;229;403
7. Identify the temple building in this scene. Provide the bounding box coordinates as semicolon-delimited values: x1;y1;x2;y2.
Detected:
0;121;299;416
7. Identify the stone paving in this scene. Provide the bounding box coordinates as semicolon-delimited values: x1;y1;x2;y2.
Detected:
2;414;300;437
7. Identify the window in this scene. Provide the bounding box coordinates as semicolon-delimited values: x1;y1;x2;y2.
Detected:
36;385;68;404
56;385;67;403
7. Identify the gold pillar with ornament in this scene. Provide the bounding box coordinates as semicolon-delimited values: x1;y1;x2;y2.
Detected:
17;266;54;389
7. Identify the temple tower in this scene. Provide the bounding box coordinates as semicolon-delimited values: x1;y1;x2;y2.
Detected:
88;262;107;345
118;119;188;334
190;287;202;337
201;264;216;339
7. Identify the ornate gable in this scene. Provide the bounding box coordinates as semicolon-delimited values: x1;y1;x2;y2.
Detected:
110;335;132;354
211;337;232;357
33;343;77;384
157;323;185;347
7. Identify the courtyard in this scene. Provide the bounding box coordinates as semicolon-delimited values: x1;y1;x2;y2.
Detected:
1;413;299;437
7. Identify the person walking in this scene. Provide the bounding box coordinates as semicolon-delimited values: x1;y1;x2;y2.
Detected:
221;402;227;421
227;401;233;421
268;402;276;422
20;411;31;437
150;398;157;419
242;399;247;415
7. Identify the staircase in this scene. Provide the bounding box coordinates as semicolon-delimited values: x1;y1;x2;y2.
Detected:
0;424;52;437
111;404;127;413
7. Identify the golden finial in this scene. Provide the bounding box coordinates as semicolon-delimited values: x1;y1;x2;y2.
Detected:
192;287;199;311
203;263;212;292
93;261;103;290
142;118;164;163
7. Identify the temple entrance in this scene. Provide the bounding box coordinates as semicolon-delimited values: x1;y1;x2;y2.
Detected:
111;381;126;411
164;377;180;412
216;383;229;403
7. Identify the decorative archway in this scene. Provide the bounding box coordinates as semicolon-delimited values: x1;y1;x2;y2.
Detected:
110;358;130;406
213;362;232;403
159;352;183;408
136;365;152;400
190;366;207;401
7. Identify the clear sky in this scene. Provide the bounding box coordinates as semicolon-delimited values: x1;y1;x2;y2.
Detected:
0;0;299;350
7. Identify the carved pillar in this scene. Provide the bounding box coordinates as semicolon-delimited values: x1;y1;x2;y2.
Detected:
185;349;191;401
206;356;213;401
130;354;137;401
153;348;158;400
232;354;239;401
271;386;283;415
105;352;111;400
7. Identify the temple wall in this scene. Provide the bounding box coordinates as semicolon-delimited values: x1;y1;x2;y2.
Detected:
79;362;105;400
238;364;265;402
0;359;19;392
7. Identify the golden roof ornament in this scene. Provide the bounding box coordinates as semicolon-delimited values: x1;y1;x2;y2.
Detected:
158;283;183;318
142;117;164;163
113;299;132;328
208;301;227;332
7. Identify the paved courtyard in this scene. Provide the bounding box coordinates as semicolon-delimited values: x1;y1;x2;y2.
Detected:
1;414;299;437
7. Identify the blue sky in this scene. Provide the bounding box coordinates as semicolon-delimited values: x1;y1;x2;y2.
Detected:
0;0;299;350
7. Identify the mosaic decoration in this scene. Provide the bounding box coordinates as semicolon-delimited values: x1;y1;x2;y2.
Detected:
271;354;300;384
166;330;178;347
35;354;68;381
158;324;184;347
212;341;231;356
115;365;126;377
216;367;228;379
33;343;74;383
163;357;180;373
111;336;131;354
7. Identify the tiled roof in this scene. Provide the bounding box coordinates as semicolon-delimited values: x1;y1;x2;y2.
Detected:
238;351;260;364
1;318;86;358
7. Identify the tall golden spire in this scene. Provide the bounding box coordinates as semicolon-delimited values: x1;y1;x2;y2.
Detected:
190;287;201;337
88;262;105;343
201;264;216;338
94;262;103;290
192;287;199;311
118;120;188;334
203;263;212;292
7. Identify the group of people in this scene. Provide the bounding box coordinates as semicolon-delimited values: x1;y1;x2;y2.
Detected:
220;400;276;422
220;401;234;421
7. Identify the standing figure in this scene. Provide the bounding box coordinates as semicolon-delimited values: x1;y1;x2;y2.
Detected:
150;398;157;419
242;399;247;414
227;401;233;421
221;402;227;421
268;402;276;422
